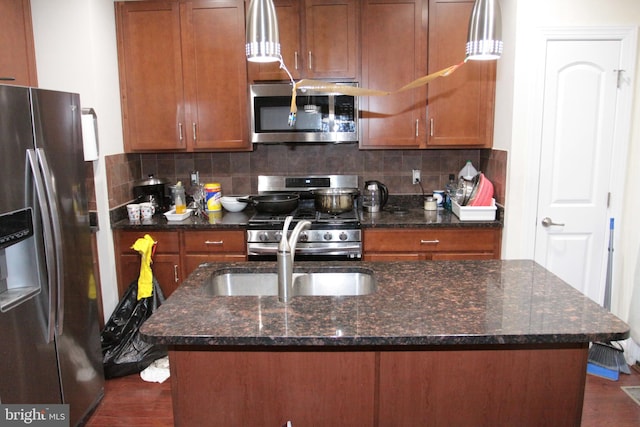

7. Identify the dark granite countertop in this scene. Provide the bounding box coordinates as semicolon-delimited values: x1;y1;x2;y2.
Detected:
112;205;502;230
111;209;252;230
140;259;628;347
359;205;502;228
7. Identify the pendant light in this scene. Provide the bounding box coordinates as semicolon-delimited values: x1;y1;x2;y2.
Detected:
245;0;281;63
466;0;503;60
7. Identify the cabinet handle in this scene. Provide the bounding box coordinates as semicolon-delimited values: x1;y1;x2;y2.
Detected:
294;51;299;70
173;265;179;283
415;119;419;137
308;51;312;70
192;123;197;142
420;239;440;245
205;240;224;245
429;118;434;137
178;123;184;141
0;77;16;81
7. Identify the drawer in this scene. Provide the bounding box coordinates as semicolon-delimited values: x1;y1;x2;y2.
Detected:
117;230;180;254
363;228;498;253
182;230;246;254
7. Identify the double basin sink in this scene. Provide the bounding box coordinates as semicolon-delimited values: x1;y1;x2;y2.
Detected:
204;266;376;297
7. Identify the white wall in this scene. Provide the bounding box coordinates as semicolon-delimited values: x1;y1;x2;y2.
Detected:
31;0;124;322
497;0;640;322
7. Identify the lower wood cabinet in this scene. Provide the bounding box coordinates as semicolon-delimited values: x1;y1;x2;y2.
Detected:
115;230;182;298
114;227;500;297
363;227;501;261
181;230;247;276
168;344;587;426
114;229;246;298
169;349;376;426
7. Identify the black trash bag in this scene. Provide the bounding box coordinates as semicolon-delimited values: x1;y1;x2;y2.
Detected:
101;276;167;379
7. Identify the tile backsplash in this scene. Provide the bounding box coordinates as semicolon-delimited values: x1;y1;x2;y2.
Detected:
105;144;507;210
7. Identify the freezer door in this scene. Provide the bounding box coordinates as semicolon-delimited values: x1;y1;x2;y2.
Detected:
0;86;62;404
31;88;104;424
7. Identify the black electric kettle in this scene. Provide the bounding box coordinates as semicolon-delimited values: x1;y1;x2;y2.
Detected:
363;180;389;212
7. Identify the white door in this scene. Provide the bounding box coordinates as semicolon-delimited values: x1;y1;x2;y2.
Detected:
534;38;623;303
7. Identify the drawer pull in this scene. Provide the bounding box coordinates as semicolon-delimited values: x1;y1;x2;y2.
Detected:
204;240;224;245
420;239;440;245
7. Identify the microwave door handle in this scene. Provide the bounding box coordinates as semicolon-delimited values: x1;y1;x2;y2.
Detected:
26;149;56;343
35;149;64;336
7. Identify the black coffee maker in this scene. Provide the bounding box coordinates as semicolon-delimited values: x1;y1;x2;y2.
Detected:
132;175;171;213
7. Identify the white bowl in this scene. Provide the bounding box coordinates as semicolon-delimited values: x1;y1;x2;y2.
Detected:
220;196;248;212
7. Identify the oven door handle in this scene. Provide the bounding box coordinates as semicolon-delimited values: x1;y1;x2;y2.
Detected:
248;243;362;255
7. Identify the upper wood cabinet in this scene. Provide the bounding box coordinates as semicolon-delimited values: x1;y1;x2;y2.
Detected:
426;0;495;148
115;0;250;152
0;0;38;87
248;0;359;82
359;0;427;149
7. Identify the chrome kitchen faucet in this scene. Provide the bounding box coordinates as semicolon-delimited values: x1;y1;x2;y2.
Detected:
277;216;312;303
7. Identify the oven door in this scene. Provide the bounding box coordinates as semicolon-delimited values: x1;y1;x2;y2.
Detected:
247;242;362;261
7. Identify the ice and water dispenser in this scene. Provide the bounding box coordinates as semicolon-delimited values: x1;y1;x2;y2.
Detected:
0;208;42;312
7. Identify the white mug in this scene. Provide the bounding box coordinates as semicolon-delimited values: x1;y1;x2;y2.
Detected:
432;190;445;207
126;204;141;222
140;202;155;220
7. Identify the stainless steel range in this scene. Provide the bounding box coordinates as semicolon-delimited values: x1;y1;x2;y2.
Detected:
247;175;362;260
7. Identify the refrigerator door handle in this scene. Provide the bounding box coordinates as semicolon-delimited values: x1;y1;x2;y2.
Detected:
26;149;56;343
35;149;65;336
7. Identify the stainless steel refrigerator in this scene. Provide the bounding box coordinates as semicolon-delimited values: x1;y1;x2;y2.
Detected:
0;85;104;425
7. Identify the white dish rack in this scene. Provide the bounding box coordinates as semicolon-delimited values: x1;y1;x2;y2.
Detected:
163;208;193;221
452;198;496;221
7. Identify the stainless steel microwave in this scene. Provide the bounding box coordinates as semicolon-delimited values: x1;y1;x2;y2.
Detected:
249;82;358;143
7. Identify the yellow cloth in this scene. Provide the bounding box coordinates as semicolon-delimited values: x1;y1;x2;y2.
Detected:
131;234;155;300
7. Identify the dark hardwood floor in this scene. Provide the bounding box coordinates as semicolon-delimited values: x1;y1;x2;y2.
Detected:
86;364;640;426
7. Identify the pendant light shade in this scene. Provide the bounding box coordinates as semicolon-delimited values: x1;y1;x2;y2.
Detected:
246;0;281;63
466;0;503;61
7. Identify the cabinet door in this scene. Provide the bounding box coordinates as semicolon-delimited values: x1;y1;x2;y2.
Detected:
360;0;427;149
120;253;182;298
114;230;182;298
0;0;37;86
247;0;302;81
182;229;247;276
116;1;186;151
303;0;358;79
363;228;501;259
170;350;376;426
181;0;251;151
426;0;495;148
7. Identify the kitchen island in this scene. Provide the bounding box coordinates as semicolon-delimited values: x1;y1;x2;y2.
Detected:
141;260;628;426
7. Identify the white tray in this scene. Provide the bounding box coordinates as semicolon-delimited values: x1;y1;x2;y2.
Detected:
452;199;496;221
163;208;193;221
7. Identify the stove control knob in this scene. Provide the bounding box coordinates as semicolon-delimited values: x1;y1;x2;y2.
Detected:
274;231;282;241
259;232;270;242
339;232;348;241
299;232;309;242
323;232;333;241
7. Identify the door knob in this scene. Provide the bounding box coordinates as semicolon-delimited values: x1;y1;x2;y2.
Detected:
541;217;565;227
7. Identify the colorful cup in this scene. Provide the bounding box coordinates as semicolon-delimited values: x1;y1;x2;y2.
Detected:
140;202;155;220
126;204;140;222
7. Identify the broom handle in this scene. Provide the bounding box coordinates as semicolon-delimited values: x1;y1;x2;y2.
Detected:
603;218;614;311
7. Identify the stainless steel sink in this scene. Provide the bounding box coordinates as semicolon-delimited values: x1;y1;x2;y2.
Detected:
204;267;376;297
